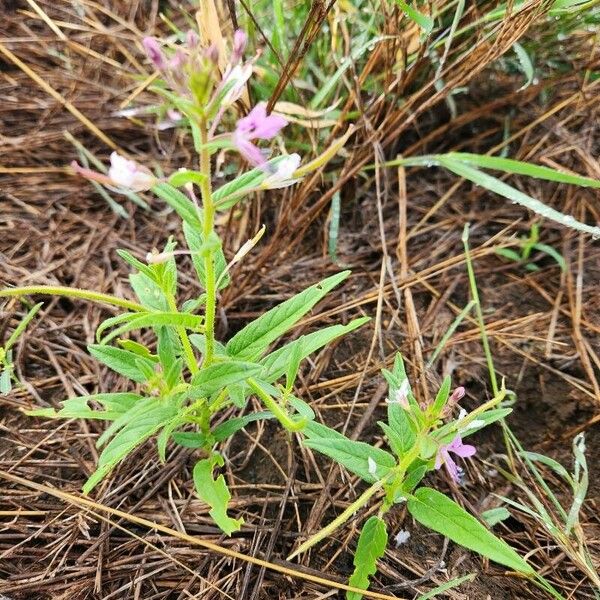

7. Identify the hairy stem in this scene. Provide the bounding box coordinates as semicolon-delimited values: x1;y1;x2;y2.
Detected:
0;286;145;312
248;378;306;432
199;118;217;366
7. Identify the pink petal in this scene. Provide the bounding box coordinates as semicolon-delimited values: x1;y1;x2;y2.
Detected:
454;443;476;458
444;456;460;482
434;447;447;470
236;102;287;140
234;136;268;167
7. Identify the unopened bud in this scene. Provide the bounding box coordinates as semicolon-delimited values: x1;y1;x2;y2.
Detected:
186;30;200;48
143;37;167;70
449;386;466;403
231;29;247;63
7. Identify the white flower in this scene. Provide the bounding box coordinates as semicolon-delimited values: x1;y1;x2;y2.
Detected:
108;152;155;191
262;154;302;189
457;408;468;421
385;379;410;409
367;456;378;477
394;529;411;547
221;63;253;105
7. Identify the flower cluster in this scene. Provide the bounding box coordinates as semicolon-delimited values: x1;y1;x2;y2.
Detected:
72;28;303;194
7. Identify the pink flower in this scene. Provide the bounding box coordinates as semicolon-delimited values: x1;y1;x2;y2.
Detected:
435;435;476;483
233;103;288;167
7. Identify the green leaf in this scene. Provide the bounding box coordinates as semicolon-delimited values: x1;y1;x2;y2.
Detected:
259;318;370;382
129;272;169;311
193;453;243;535
173;417;279;450
167;169;207;188
117;340;157;361
152;182;203;228
437;157;600;237
157;326;181;378
532;242;567;272
496;248;522;262
226;271;351;360
183;222;230;290
378;421;406;458
288;395;315;420
4;302;43;352
393;0;434;33
417;573;476;599
304;420;347;441
481;507;512;527
157;412;187;462
407;488;534;573
26;393;141;420
432;376;451;415
97;312;203;345
83;397;178;493
189;334;228;357
116;249;156;281
88;345;156;383
512;42;534;89
303;437;396;483
213;167;268;209
383;354;418;451
401;463;427;495
347;516;388;600
213;411;273;441
189;361;262;398
0;368;11;394
446;153;600;189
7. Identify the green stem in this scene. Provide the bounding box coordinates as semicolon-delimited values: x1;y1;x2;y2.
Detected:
199;118;217;366
0;286;145;312
248;378;306;432
287;478;386;560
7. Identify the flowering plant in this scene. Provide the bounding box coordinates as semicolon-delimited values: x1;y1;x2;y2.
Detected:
289;353;536;598
5;29;359;536
0;27;542;599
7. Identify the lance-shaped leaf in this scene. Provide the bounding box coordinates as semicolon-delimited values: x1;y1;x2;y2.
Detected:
26;393;141;420
88;345;157;383
407;487;534;574
83;397;178;493
152;182;203;228
303;436;396;484
188;361;262;399
259;317;370;382
347;516;388;600
226;271;351;360
172;411;274;448
193;452;243;535
97;311;202;345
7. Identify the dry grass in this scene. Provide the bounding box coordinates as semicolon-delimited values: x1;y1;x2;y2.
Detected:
1;0;599;598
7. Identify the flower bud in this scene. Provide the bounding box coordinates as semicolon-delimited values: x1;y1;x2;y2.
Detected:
142;37;167;70
186;30;200;48
231;29;247;63
108;152;156;191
